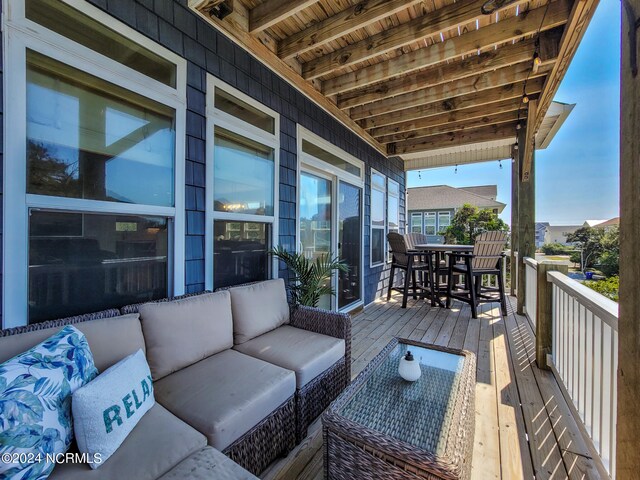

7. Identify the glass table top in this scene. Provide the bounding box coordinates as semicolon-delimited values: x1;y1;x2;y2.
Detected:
338;342;465;455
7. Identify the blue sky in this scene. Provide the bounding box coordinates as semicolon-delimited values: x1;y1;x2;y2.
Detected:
406;0;620;226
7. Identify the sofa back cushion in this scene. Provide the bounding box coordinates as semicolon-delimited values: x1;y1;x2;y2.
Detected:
228;279;290;345
0;314;144;372
138;291;233;380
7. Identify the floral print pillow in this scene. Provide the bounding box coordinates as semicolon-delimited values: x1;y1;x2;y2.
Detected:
0;325;98;480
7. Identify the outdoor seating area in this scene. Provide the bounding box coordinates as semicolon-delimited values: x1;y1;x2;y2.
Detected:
387;231;508;318
0;279;350;478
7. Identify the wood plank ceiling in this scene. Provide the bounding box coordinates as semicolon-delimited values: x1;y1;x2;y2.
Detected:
190;0;598;162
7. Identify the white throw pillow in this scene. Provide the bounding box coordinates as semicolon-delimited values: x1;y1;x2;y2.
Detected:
0;325;98;480
72;349;155;469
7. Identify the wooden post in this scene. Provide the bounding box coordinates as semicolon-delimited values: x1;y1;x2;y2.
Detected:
510;146;519;296
617;3;640;476
516;125;535;315
535;260;568;369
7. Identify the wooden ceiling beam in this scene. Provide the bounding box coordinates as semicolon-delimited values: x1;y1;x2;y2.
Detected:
249;0;318;33
337;26;564;109
388;122;518;155
376;110;523;145
370;97;526;139
278;0;421;60
360;76;544;130
303;0;527;80
322;0;571;96
350;61;551;120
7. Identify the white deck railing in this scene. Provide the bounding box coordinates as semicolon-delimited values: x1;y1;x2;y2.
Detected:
546;271;619;478
524;257;538;328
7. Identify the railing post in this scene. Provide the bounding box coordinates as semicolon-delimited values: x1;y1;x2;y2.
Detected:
536;260;568;369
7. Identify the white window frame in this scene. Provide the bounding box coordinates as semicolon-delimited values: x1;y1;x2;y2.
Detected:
438;211;451;233
205;76;280;290
387;179;400;262
424;212;437;235
411;212;423;233
370;169;386;268
296;126;365;313
3;0;187;328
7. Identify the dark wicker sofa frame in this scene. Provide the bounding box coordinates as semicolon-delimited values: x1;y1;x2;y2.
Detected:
1;288;352;476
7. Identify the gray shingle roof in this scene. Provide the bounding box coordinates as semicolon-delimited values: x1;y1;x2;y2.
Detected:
407;185;506;212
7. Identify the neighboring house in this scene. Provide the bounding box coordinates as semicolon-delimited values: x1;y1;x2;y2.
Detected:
547;225;581;245
593;217;620;232
535;222;550;247
407;185;506;236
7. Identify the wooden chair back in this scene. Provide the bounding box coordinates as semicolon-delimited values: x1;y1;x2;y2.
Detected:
472;231;508;270
387;232;409;267
404;233;428;250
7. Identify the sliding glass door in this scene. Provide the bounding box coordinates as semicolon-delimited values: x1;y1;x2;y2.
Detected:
299;171;333;310
338;181;362;309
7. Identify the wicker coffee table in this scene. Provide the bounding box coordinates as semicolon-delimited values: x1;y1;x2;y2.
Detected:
322;338;475;480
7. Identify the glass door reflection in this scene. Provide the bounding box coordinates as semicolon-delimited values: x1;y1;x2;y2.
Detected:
299;172;332;310
338;181;362;309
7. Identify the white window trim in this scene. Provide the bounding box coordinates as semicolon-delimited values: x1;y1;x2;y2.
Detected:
411;212;423;233
296;126;365;313
205;76;280;290
424;212;437;235
370;168;386;268
438;211;452;232
3;0;187;328
387;178;400;263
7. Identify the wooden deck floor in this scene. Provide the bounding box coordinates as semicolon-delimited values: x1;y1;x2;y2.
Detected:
262;295;601;480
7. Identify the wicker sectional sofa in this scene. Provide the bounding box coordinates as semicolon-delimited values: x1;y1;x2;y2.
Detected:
0;279;351;478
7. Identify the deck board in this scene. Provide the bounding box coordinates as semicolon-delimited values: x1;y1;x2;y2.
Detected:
262;295;599;480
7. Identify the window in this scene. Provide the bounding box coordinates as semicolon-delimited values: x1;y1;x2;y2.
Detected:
387;179;400;261
411;213;423;233
425;213;437;235
207;79;278;289
302;140;361;177
438;212;451;233
4;0;186;327
371;170;386;266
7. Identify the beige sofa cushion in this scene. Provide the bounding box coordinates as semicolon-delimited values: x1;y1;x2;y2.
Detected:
0;314;144;372
154;349;295;451
229;279;290;344
234;325;345;388
48;404;206;480
158;447;258;480
138;291;233;381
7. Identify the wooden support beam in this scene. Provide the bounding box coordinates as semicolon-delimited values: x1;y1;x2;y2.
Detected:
350;62;548;121
533;0;599;133
521;99;537;182
360;77;543;130
388;122;517;155
189;4;386;156
278;0;421;60
303;0;509;80
370;97;525;139
516;125;535;315
618;2;639;476
535;261;569;369
249;0;318;33
510;145;519;297
376;110;522;144
321;0;571;95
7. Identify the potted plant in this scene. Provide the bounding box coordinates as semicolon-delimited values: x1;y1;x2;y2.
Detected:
270;247;348;308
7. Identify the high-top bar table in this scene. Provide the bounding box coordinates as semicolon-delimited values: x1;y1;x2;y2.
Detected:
413;244;474;307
